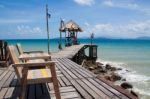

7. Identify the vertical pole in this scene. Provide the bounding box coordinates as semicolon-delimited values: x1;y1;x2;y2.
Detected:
65;32;66;46
59;19;63;50
90;33;94;45
76;32;77;44
46;4;50;54
59;31;62;49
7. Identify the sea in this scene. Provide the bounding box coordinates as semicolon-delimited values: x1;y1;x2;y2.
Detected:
6;38;150;99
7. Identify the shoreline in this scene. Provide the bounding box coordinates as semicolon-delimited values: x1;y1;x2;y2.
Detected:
82;60;140;98
89;59;150;99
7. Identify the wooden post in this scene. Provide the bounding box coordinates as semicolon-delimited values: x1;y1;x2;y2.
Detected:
76;32;78;44
90;33;94;45
0;40;3;60
64;32;66;46
4;42;8;60
59;19;63;50
46;4;51;54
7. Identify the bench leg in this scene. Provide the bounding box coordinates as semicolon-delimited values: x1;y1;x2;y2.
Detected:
50;64;61;99
20;68;28;99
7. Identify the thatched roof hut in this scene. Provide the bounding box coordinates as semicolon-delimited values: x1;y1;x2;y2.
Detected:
60;20;83;32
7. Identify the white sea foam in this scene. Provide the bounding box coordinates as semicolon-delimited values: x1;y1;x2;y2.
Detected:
96;59;150;99
96;59;125;67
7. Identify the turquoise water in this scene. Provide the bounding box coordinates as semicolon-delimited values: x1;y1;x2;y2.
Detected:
6;39;150;99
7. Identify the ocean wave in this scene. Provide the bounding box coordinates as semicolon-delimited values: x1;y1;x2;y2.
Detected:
96;59;126;67
96;59;150;99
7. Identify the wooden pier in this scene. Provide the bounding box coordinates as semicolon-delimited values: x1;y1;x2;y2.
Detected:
0;45;138;99
51;44;85;59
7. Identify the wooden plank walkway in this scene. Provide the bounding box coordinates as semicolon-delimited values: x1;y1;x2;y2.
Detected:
0;58;137;99
51;44;85;58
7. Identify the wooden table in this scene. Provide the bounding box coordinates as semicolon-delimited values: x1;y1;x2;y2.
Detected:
19;53;51;61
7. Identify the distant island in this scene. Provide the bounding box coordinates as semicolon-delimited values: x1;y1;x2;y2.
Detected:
136;36;150;40
2;36;150;40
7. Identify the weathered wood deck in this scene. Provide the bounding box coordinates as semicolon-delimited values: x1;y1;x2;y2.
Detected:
0;45;138;99
0;58;137;99
51;44;85;58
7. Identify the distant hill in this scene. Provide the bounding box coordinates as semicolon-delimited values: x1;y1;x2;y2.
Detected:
137;37;150;40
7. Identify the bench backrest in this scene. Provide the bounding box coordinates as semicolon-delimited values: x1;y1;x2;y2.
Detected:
16;43;24;55
7;45;22;82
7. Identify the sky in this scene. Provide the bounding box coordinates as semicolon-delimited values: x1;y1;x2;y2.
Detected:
0;0;150;39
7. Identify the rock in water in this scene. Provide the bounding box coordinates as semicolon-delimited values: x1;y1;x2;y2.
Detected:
122;78;126;81
117;68;122;70
104;75;111;81
89;67;95;71
105;64;112;70
121;82;133;89
99;67;107;73
97;62;103;66
94;71;99;74
111;67;117;71
111;73;122;82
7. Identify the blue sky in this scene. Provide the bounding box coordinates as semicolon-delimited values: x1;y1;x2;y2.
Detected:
0;0;150;39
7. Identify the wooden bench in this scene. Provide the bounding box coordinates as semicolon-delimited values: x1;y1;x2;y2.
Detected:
7;45;61;99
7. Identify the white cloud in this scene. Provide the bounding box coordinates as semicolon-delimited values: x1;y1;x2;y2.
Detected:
103;0;114;7
103;1;138;9
84;22;90;27
102;0;150;16
82;20;150;38
74;0;95;6
17;25;42;34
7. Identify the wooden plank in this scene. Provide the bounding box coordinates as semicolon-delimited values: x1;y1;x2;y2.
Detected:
54;62;73;80
64;58;96;77
4;87;15;99
60;76;72;86
80;78;110;99
88;78;120;99
0;70;4;76
57;77;65;87
50;86;76;93
51;45;85;58
3;72;15;88
0;70;12;89
57;63;78;79
0;70;9;81
58;59;83;76
94;78;129;99
50;91;80;99
70;80;93;99
56;59;85;79
50;86;81;99
57;58;94;79
0;88;8;99
61;58;96;77
76;79;100;99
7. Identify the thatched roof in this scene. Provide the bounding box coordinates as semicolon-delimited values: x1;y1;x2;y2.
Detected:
60;20;83;32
